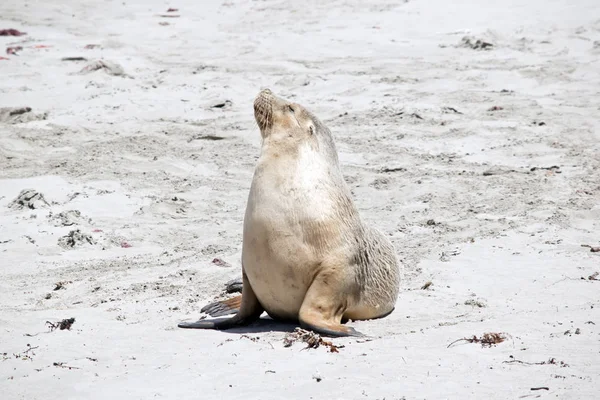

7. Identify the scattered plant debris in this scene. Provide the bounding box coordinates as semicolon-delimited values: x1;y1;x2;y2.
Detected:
11;344;39;361
0;29;27;36
380;166;406;173
442;106;462;114
46;318;75;331
421;281;433;290
212;257;232;268
531;387;549;391
447;332;508;348
84;44;100;49
239;335;260;342
212;100;232;109
488;106;503;111
530;165;560;172
167;8;179;12
283;328;344;353
6;46;23;55
503;356;569;367
482;167;519;176
187;134;226;142
53;362;80;370
562;328;581;336
62;56;87;62
581;245;600;253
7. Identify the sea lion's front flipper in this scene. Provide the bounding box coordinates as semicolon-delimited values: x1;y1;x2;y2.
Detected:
178;271;262;330
298;267;366;338
201;295;242;317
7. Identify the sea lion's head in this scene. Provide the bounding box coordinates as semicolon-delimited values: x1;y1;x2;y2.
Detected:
254;89;317;141
253;89;340;164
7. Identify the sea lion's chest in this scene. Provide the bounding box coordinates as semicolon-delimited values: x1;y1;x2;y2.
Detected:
248;148;336;222
241;148;340;318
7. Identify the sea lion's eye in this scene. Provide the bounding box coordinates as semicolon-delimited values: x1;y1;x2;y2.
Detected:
288;105;295;113
309;125;314;135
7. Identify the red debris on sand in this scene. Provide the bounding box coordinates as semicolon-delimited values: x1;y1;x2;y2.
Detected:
121;242;132;248
0;56;9;60
167;8;179;12
7;46;23;55
33;45;52;49
212;258;232;268
92;229;103;233
0;29;27;36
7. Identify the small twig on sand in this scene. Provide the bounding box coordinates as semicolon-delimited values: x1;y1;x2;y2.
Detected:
53;362;80;370
283;328;344;353
531;387;549;391
23;344;39;354
503;357;569;367
447;332;508;348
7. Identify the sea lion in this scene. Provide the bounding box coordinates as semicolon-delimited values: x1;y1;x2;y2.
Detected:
178;89;401;337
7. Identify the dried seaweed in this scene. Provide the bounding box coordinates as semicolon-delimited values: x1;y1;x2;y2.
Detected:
283;328;344;353
46;318;75;331
447;332;508;348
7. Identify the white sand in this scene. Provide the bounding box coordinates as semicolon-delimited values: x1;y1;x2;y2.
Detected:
1;0;599;398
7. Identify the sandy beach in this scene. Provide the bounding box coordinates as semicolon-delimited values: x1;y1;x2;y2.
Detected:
1;1;599;398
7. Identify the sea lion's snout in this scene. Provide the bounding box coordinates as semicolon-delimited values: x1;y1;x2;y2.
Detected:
254;89;274;131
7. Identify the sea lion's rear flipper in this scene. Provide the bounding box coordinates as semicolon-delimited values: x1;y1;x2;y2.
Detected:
178;313;256;330
178;271;262;330
298;268;366;338
200;295;242;317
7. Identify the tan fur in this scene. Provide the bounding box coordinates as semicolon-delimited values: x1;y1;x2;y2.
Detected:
178;89;401;337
